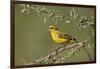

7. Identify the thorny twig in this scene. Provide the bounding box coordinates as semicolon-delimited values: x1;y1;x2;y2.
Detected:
24;34;94;65
24;42;83;65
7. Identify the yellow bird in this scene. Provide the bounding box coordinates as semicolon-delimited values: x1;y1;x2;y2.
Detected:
48;25;76;46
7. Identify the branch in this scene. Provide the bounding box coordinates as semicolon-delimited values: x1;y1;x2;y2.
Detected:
24;34;94;65
54;42;84;63
24;42;85;65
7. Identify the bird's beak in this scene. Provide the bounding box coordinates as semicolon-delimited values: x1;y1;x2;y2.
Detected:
48;28;51;31
48;27;51;31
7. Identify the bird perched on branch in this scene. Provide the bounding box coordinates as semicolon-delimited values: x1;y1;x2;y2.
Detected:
48;25;76;46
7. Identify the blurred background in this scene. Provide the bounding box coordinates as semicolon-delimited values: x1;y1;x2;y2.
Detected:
15;3;95;65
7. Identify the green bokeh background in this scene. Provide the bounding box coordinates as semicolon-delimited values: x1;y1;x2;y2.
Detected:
15;4;95;65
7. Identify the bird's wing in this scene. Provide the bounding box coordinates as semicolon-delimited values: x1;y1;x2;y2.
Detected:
57;32;72;39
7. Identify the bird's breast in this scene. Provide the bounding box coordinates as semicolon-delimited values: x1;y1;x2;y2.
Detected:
51;31;66;43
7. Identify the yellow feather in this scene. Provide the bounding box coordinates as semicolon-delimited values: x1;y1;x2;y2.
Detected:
50;30;66;43
49;25;76;45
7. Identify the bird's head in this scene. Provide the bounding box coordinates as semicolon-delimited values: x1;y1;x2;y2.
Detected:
48;25;58;32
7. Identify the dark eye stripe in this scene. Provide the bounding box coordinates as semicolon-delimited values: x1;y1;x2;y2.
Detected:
49;26;57;29
51;27;54;28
